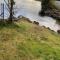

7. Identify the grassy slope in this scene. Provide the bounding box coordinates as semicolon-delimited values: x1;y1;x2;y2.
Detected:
0;18;60;60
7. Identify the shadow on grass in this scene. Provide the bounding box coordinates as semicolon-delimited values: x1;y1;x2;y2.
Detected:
0;22;27;33
0;22;20;29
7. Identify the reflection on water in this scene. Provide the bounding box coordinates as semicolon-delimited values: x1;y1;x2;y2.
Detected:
15;0;60;32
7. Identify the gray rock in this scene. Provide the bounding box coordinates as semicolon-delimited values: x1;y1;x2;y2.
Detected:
33;21;39;25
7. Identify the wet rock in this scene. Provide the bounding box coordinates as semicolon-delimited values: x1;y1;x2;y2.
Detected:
33;21;39;25
47;10;60;20
57;30;60;34
39;10;45;16
39;9;60;20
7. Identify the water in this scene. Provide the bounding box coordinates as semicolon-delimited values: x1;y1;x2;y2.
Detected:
0;0;60;32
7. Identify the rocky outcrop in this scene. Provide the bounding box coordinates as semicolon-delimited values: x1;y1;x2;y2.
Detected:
39;0;60;20
45;9;60;20
39;9;60;20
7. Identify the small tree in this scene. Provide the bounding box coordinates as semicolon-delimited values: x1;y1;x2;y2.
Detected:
9;0;15;23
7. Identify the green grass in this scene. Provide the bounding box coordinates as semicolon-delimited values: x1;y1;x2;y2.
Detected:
0;19;60;60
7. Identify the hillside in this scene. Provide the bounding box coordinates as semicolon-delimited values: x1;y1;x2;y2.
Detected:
0;18;60;60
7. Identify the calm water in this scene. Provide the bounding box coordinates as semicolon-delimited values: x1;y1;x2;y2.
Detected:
0;0;60;32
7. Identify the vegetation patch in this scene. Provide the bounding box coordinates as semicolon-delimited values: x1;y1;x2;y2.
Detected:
0;19;60;60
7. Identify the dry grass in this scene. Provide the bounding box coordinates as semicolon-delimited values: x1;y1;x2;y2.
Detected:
0;19;60;60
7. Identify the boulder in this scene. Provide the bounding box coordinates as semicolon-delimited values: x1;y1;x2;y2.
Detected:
57;30;60;34
33;21;39;25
